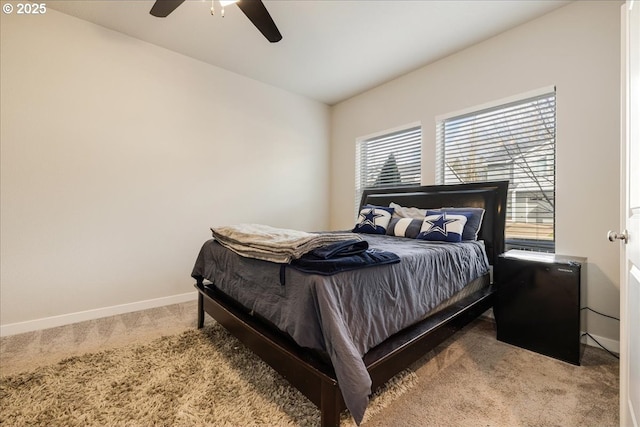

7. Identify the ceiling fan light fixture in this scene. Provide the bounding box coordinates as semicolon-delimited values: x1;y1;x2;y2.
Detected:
151;0;281;43
215;0;238;17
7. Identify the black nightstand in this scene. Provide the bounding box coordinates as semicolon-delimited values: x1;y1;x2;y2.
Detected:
494;250;587;365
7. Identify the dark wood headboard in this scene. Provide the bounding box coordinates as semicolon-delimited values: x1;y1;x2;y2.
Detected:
359;181;509;266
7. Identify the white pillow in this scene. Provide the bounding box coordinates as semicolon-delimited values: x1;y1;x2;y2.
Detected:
389;202;427;219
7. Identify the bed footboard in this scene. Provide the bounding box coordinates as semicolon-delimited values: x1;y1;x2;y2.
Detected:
196;281;495;426
196;281;345;426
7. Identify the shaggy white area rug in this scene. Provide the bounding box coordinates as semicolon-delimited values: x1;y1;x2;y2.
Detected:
0;323;416;426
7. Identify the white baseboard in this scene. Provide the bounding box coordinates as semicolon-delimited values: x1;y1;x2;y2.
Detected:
2;295;621;358
582;331;620;355
0;291;198;337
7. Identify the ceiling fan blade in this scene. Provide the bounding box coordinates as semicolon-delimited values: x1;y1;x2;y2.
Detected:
236;0;282;43
150;0;185;17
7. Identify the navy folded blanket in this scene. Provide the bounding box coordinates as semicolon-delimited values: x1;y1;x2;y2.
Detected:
284;239;400;280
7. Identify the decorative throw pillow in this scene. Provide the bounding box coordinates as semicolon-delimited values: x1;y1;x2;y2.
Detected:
353;205;394;235
389;202;428;219
417;210;468;242
386;217;423;238
440;207;485;241
390;202;485;241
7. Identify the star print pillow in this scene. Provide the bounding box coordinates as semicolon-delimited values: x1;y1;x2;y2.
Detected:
416;210;468;242
353;205;394;235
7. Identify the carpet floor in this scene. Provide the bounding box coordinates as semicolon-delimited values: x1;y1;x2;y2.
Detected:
0;302;619;426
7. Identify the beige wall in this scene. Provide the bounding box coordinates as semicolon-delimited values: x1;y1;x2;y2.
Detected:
1;1;623;346
330;1;622;344
0;9;330;327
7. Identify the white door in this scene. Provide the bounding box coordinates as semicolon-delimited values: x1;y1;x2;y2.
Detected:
619;2;640;426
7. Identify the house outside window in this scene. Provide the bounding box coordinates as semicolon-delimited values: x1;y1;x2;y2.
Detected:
355;125;421;211
436;88;556;252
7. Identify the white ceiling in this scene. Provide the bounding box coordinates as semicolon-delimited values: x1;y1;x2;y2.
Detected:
49;0;571;105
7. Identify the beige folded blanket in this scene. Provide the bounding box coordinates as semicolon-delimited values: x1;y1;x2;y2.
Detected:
210;223;361;263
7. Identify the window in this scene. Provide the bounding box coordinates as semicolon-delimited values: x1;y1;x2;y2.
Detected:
436;89;556;251
356;125;421;210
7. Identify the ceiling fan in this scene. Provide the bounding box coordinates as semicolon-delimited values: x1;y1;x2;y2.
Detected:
150;0;282;43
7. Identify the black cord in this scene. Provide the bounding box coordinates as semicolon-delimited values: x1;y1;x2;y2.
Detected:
581;332;620;359
580;307;620;321
579;307;619;359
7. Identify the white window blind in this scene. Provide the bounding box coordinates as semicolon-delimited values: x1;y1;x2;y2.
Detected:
356;126;421;210
436;91;556;251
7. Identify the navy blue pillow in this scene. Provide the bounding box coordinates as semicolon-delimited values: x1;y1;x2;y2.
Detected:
440;207;485;241
416;210;468;242
353;205;394;235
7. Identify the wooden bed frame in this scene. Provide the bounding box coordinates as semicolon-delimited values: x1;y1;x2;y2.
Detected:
195;181;508;426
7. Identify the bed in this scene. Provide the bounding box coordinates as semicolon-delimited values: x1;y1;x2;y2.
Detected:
192;181;508;426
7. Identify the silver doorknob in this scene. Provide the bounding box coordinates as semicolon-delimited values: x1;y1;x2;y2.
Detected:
607;230;629;243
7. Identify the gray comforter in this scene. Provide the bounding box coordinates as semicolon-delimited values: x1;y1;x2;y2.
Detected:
191;234;489;424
